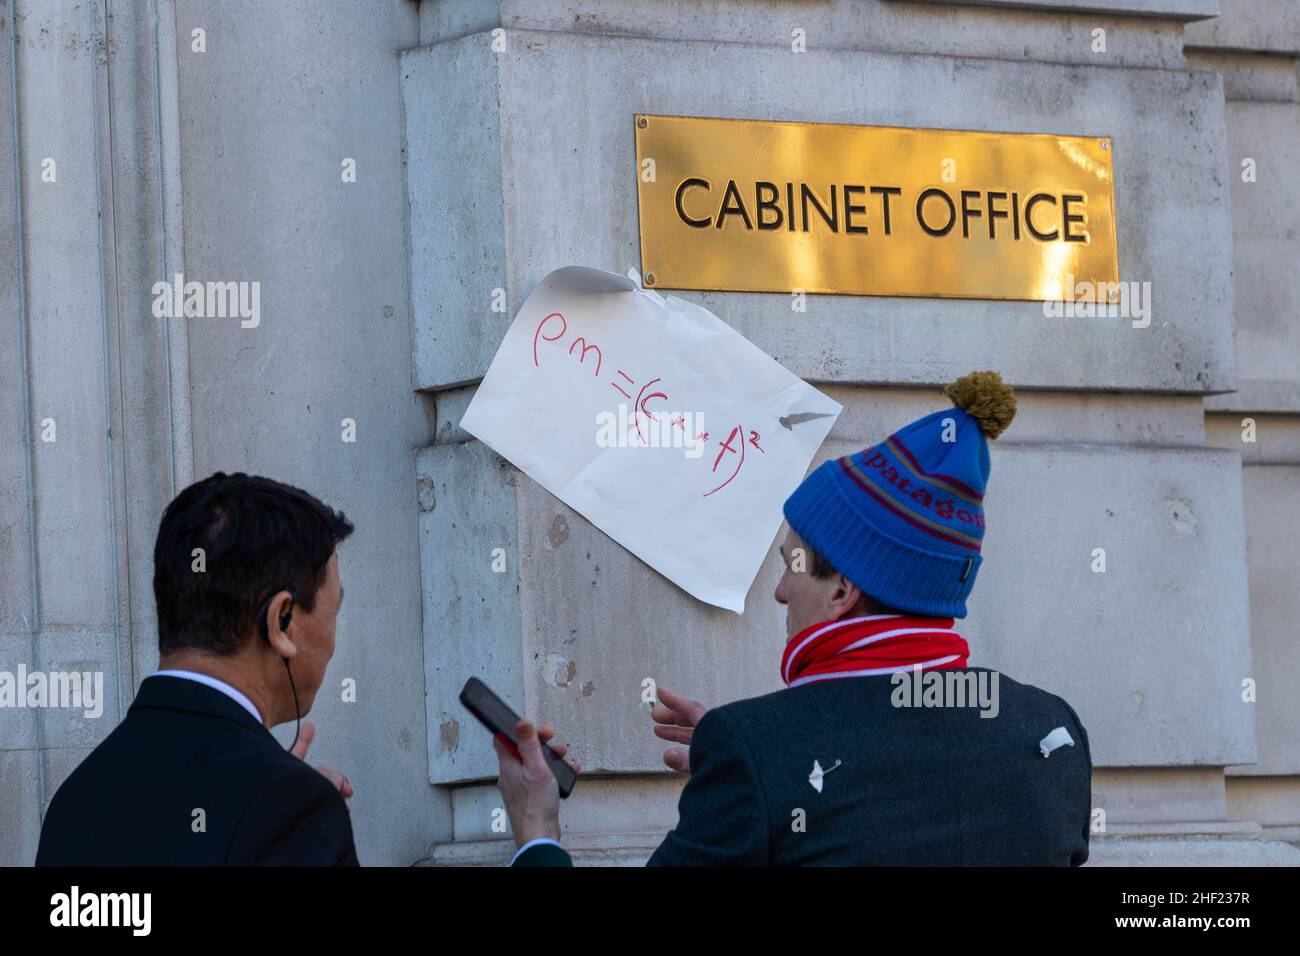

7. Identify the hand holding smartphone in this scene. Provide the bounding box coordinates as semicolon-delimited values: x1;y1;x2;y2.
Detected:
459;677;578;798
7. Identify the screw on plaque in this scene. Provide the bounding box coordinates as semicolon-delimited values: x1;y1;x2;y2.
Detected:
638;116;648;129
644;273;656;286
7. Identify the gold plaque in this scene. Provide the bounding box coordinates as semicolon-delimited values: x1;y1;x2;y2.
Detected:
634;114;1118;301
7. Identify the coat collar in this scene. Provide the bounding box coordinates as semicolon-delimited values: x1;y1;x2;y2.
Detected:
131;673;272;739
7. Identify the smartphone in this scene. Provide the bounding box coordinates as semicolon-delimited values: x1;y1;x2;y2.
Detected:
459;677;578;798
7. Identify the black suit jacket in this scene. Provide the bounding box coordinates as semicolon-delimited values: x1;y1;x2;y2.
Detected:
517;668;1091;866
36;675;358;866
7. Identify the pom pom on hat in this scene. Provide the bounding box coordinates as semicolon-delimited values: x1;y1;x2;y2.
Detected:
944;370;1017;440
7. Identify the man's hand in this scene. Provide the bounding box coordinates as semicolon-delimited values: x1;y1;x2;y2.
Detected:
289;719;354;798
494;720;581;848
650;686;708;774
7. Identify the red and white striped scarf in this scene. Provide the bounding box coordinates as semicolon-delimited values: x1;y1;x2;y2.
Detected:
781;614;970;688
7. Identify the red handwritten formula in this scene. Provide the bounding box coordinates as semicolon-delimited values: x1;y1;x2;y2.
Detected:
461;266;840;612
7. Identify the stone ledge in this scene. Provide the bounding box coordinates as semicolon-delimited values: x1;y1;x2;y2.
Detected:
1185;0;1300;56
420;0;1192;66
427;822;1300;865
1261;825;1300;847
1185;50;1300;104
903;0;1217;23
425;831;665;867
1089;821;1300;864
1205;381;1300;415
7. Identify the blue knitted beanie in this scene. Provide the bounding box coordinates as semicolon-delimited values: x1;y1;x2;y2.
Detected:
782;371;1017;618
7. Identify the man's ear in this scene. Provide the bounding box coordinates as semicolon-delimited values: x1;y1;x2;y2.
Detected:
830;575;863;619
265;590;297;659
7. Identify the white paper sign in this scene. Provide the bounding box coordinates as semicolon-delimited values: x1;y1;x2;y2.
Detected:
459;266;841;613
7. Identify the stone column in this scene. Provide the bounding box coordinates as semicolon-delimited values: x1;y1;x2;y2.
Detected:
1188;0;1300;854
0;0;191;863
1;0;449;867
169;0;443;865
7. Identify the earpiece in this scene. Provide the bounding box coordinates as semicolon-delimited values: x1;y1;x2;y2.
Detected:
257;588;297;645
254;587;303;752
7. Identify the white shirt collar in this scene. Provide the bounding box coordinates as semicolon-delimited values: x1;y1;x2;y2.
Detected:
151;669;264;725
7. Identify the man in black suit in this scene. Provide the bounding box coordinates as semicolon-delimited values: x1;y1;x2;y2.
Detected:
37;473;359;866
497;371;1092;866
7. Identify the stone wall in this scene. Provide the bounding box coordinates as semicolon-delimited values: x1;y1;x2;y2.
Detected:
3;0;1297;867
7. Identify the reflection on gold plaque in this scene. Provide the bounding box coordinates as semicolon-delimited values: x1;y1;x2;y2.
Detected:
633;114;1118;302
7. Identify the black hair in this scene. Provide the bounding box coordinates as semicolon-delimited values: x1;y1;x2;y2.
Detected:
807;544;840;581
153;472;354;656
